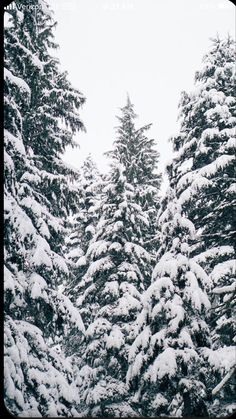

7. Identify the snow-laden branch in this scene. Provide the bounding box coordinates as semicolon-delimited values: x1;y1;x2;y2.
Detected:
213;283;236;295
212;367;235;396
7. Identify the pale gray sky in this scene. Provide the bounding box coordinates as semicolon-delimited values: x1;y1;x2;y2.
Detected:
50;0;234;190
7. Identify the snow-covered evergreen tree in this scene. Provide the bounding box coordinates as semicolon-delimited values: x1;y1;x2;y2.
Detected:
64;100;161;412
166;36;236;415
168;36;235;253
63;156;103;357
4;0;85;415
106;95;161;256
127;193;212;417
72;164;152;416
66;155;102;291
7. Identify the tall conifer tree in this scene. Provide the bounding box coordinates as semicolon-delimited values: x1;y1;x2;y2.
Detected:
106;96;161;256
166;36;236;414
127;192;212;417
4;0;85;414
66;155;102;299
72;164;150;416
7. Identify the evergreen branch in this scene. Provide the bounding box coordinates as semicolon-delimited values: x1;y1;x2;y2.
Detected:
212;367;235;396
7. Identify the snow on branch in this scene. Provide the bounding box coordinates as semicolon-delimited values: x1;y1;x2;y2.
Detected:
212;367;235;396
213;283;236;295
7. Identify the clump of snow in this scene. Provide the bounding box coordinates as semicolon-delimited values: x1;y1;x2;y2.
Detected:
4;129;25;155
76;255;87;267
29;273;48;300
146;348;177;382
166;294;185;332
126;352;145;383
30;236;52;269
84;256;114;279
55;294;85;333
227;183;236;194
199;155;234;177
152;393;168;409
152;255;178;281
210;260;236;284
124;242;150;261
128;326;151;363
185;271;211;311
202;346;235;374
4;68;31;95
193;246;234;264
87;240;110;259
86;318;111;338
102;281;119;298
106;326;124;350
144;276;174;304
177;158;193;175
213;283;236;295
114;293;141;317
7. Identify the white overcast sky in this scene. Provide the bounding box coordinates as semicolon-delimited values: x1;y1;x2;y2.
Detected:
50;0;234;187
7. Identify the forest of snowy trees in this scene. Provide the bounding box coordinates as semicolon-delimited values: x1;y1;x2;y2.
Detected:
4;0;236;417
